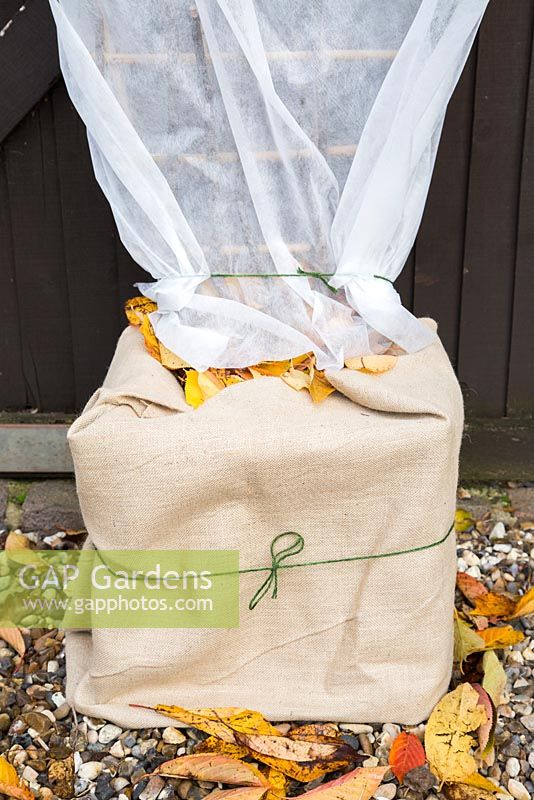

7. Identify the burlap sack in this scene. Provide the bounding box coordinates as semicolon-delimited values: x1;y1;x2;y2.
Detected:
66;319;463;727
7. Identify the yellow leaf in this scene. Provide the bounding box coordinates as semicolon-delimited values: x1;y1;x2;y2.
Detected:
194;736;249;760
159;342;189;370
140;705;280;741
299;765;388;800
251;360;292;377
241;754;352;783
462;772;502;793
5;532;31;551
471;593;517;618
309;371;336;403
185;372;204;409
454;616;487;668
139;314;161;362
281;366;312;392
345;355;396;374
288;723;341;742
198;371;226;402
482;651;507;707
443;784;495;800
508;586;534;619
151;754;270;786
455;509;474;532
424;683;488;785
0;756;35;800
265;768;287;798
124;296;157;326
0;624;26;657
477;626;524;649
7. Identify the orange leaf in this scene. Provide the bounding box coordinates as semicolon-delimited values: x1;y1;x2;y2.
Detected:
456;572;489;604
477;626;524;649
508;586;534;619
470;593;516;618
151;754;270;786
0;757;35;800
124;296;157;327
388;732;426;782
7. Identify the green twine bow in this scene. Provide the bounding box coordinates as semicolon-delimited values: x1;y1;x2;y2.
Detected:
248;532;305;610
247;523;454;610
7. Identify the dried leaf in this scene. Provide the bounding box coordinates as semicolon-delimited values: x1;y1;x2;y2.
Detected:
443;783;495;800
457;572;489;604
508;586;534;619
289;724;341;742
477;626;524;649
184;372;204;410
470;593;516;618
139;314;161;362
198;371;226;401
0;624;26;657
204;789;268;800
159;342;189;370
252;360;293;377
247;754;351;783
424;683;488;785
281;366;312;392
388;732;426;782
309;371;336;403
194;737;249;760
472;684;495;756
264;768;287;798
234;733;354;763
461;772;502;794
124;296;157;326
151;754;269;786
5;532;31;551
455;509;474;532
137;705;279;742
482;650;507;707
0;756;35;800
344;355;396;374
299;765;388;800
454;616;487;668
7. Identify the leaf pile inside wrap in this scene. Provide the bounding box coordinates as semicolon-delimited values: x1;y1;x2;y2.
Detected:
125;296;397;408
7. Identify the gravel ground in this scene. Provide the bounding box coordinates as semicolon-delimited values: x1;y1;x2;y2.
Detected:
0;482;532;800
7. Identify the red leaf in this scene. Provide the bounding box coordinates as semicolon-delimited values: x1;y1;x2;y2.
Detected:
456;572;488;604
388;733;426;782
472;683;495;756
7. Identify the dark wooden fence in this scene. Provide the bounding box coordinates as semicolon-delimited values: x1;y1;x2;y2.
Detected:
1;0;534;420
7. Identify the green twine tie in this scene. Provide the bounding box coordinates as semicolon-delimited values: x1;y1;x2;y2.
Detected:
246;523;454;610
166;271;394;294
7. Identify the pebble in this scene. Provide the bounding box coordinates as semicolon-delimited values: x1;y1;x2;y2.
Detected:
362;756;379;767
162;726;187;744
99;723;123;744
339;723;373;734
374;784;396;799
491;522;507;540
520;714;534;732
140;775;166;800
110;739;126;757
507;758;521;777
77;760;103;780
53;702;71;721
22;765;39;783
87;729;99;744
112;777;131;792
0;712;11;732
51;692;67;708
508;779;530;800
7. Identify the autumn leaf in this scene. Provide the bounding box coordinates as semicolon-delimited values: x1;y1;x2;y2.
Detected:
508;586;534;619
470;593;516;618
443;783;495;800
195;737;249;760
0;625;26;657
309;371;336;403
457;572;489;604
388;732;426;782
454;616;487;668
124;295;157;326
184;372;204;409
139;314;161;362
298;765;388;800
5;532;31;551
198;371;226;401
461;772;502;794
135;705;280;741
477;626;524;649
204;790;268;800
264;768;287;798
482;650;507;707
424;683;488;785
289;723;341;742
281;366;312;392
472;684;496;758
344;355;396;374
455;510;474;532
150;754;270;786
159;341;189;370
233;733;356;763
0;756;35;800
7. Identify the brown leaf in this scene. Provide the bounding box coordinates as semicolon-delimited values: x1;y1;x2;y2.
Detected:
457;572;489;603
288;724;341;743
151;754;270;786
0;625;26;657
234;733;354;763
443;783;495;800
